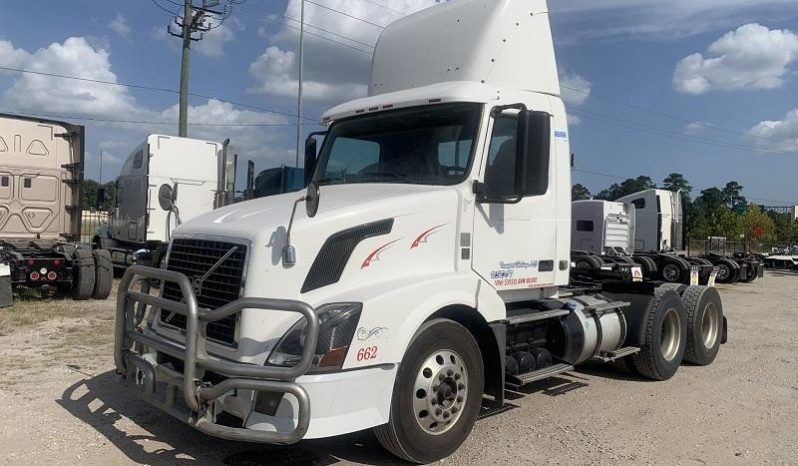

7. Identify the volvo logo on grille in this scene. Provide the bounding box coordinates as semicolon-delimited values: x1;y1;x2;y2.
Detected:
190;245;239;297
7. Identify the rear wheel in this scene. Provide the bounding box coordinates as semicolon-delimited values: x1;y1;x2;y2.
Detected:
92;249;113;299
660;258;688;283
715;259;739;284
635;256;658;278
574;255;603;270
374;319;484;464
630;289;687;380
71;248;95;300
681;286;723;365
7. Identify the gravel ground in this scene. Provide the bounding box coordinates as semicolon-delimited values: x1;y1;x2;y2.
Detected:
0;272;796;465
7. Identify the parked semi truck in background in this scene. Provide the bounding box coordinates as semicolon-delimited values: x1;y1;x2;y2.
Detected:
0;113;112;306
114;1;727;462
619;189;762;284
92;135;236;269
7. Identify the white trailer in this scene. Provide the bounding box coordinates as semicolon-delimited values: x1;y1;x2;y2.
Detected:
114;1;727;462
571;200;636;256
93;134;236;268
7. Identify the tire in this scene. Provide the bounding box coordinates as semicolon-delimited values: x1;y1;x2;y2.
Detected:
72;248;96;300
635;256;658;278
681;286;723;366
92;249;113;299
574;255;603;270
715;259;739;284
741;264;758;283
660;259;688;283
658;283;687;295
374;319;484;464
630;289;687;381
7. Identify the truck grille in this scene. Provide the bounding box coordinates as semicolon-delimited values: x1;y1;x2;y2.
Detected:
160;239;247;346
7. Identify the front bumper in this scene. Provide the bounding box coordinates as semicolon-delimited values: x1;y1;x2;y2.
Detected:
115;265;320;444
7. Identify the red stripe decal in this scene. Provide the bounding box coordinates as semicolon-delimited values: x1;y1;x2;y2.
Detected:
411;224;447;249
362;239;401;269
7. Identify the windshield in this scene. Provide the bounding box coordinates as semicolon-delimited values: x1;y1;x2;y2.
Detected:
314;103;481;186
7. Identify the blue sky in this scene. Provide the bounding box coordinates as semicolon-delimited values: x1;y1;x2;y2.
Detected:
1;0;797;205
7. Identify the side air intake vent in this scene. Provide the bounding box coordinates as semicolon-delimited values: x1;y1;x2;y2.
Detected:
302;219;393;293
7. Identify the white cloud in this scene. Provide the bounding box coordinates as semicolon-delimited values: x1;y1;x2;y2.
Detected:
673;24;798;94
109;13;131;38
1;37;143;119
0;40;30;69
249;0;437;105
747;109;798;153
684;121;708;135
249;46;367;103
159;99;293;164
194;17;242;58
559;71;591;125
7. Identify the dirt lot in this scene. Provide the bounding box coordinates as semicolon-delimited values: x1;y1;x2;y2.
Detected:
1;273;797;465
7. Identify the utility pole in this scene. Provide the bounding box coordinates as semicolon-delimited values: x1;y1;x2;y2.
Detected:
160;0;234;137
295;0;306;167
179;0;193;137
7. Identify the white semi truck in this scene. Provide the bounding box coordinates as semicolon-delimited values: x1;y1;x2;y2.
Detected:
114;1;727;462
0;113;113;305
619;189;762;284
93;135;236;268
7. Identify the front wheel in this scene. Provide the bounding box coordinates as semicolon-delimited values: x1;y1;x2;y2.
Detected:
374;319;484;464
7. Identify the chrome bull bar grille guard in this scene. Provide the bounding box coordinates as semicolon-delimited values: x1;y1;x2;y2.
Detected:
114;265;320;444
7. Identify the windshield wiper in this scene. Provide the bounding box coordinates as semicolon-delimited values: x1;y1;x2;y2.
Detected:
360;172;414;183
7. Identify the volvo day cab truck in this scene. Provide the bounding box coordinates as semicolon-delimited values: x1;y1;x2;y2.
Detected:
93;135;236;269
0;113;112;306
115;1;727;462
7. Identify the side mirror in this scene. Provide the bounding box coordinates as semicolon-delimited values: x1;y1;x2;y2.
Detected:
305;180;320;218
304;137;318;186
514;110;531;197
158;184;176;211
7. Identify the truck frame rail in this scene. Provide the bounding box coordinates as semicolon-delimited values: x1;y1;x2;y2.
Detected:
115;265;320;444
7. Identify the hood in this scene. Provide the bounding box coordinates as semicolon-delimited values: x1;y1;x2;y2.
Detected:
175;183;453;241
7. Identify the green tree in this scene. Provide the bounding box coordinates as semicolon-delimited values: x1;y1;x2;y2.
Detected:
81;179;116;211
662;173;692;197
722;181;747;212
572;183;591;201
595;176;657;201
738;205;776;242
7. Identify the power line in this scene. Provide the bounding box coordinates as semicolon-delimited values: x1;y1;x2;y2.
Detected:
305;0;387;29
261;15;374;54
0;64;318;122
570;108;797;156
239;2;376;49
563;84;798;151
150;0;180;16
0;109;319;127
354;0;408;16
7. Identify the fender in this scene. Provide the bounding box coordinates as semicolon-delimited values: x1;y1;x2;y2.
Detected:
332;272;506;370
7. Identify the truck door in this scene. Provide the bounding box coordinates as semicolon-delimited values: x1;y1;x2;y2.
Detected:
113;147;147;244
472;107;558;292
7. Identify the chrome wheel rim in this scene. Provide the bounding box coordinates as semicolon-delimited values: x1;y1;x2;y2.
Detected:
702;303;720;349
660;308;682;362
413;349;468;435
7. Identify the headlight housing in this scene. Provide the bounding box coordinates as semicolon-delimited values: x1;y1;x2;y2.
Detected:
266;302;362;373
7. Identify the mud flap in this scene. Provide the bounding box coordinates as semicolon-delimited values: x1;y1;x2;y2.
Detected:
721;316;728;345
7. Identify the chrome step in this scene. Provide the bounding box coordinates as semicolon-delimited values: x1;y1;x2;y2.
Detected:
506;363;574;388
505;309;570;326
592;346;640;363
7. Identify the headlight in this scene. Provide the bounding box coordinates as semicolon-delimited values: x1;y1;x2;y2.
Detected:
266;302;362;372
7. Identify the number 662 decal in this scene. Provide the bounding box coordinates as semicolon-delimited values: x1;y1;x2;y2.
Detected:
356;346;378;361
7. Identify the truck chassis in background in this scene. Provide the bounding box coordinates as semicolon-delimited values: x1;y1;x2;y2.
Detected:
0;113;112;307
